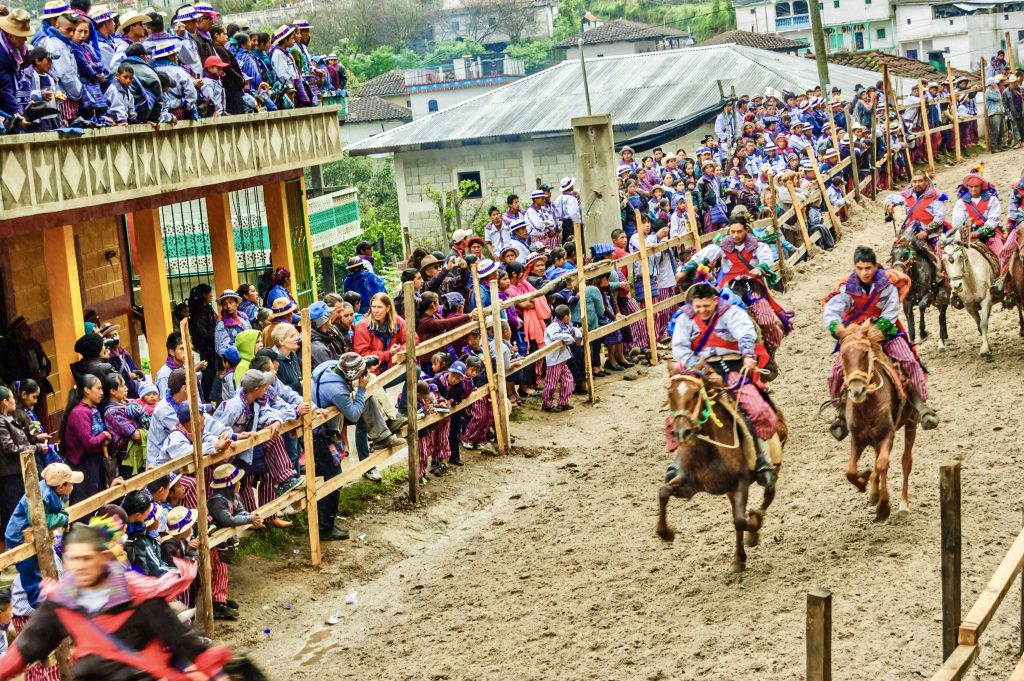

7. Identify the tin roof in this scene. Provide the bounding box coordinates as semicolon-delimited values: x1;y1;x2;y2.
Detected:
345;44;907;156
700;30;806;52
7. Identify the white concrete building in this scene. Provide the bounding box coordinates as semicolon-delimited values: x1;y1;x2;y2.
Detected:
432;0;558;50
733;0;897;52
343;97;412;146
553;19;691;60
344;45;897;247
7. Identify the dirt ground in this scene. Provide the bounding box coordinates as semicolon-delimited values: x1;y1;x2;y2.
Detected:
221;149;1024;680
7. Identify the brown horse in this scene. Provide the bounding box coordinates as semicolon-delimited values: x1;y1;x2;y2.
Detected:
837;322;917;522
1007;240;1024;337
656;367;787;571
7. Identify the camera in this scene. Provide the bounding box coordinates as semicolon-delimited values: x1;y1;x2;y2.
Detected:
363;356;380;369
103;337;119;348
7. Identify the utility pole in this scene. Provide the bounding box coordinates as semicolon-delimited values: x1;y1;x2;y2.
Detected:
578;27;592;115
808;0;830;94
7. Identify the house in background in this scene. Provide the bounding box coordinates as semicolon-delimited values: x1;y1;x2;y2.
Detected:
698;29;807;54
356;57;528;120
733;0;897;53
344;45;903;247
432;0;558;51
344;97;413;146
893;0;1024;71
554;19;692;59
822;49;979;85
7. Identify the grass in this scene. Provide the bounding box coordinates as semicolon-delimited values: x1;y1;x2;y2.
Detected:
234;466;408;559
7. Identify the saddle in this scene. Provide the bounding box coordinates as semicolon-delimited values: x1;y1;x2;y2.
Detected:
873;348;908;402
970;241;1000;275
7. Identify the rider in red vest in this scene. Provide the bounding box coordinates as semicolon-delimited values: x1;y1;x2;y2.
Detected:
822;246;938;441
669;283;779;487
1001;175;1024;279
885;171;949;261
952;167;1005;289
0;524;234;681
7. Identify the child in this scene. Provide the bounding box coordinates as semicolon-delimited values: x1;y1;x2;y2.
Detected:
447;356;482;463
424;361;469;477
122;490;173;578
208;463;263;620
13;379;62;471
200;55;229;116
415;381;441;484
131;382;161;416
489;321;523;406
160;506;200;607
459;328;484;361
343;291;364;325
104;62;137;125
26;46;63;132
542;305;581;412
460;355;492;451
427;351;448;379
545;248;569;281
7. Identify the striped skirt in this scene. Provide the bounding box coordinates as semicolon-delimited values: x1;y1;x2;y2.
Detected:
12;615;61;681
546;232;561;250
748;299;783;352
57;98;79;123
623;295;651;351
419;418;452;477
462;396;493;445
654;290;678;340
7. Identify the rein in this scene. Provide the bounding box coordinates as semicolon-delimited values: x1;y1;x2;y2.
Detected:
838;334;884;392
669;374;741;449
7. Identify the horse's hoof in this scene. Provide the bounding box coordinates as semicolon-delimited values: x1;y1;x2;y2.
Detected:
745;532;760;548
938;340;946;351
656;527;675;543
920;329;929;340
891;502;911;523
875;504;891;523
868;490;879;505
731;561;746;573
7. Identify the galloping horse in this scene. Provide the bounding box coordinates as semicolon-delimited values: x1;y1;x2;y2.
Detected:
1007;234;1024;337
943;229;996;357
657;366;787;571
890;235;949;349
837;322;917;522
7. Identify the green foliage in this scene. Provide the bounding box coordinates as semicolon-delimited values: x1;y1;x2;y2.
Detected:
236;512;308;559
553;0;589;41
426;38;487;65
505;39;556;74
339;43;423;85
584;0;734;42
424;179;483;244
336;465;409;516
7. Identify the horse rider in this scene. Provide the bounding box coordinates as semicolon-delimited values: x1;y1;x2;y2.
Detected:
669;282;778;487
1000;174;1024;287
951;166;1005;293
884;171;949;249
823;246;939;441
681;218;794;353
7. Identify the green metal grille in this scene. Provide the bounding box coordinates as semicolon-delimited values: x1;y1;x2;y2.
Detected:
285;179;315;308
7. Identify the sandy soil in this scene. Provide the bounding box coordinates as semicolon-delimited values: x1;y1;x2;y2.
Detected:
221;149;1024;681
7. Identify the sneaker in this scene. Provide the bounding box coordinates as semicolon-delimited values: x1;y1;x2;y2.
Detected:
560;403;574;411
319;527;350;541
213;602;237;621
461;441;481;450
275;476;303;496
386;415;408;433
372;435;405;450
363;467;383;483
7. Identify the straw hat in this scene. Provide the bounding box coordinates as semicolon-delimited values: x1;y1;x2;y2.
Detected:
165;506;198;535
210;463;244;489
269;297;296;320
0;9;33;37
117;9;148;30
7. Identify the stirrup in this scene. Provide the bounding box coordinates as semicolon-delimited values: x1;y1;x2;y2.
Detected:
829;415;848;441
665;461;680;483
753;448;776;488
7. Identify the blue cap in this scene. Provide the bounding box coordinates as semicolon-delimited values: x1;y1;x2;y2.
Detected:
223;346;241;365
138;382;159;398
449;361;467;377
176;401;194;423
308;300;330;323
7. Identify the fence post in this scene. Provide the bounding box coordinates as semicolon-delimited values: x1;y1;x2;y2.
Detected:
844;104;863;202
684;193;701;252
940;461;962;661
488;279;513;448
806;587;832;681
805;146;842;240
918;79;936;175
180;318;214;637
470;265;508;455
784;180;816;258
401;225;412;263
883;68;916;179
572;220;596;404
633;209;660;364
824;104;842;155
300;307;321;566
980;58;991;152
20;450;72;679
946;64;963;164
402;281;420;501
1008;31;1018;71
880;64;895;189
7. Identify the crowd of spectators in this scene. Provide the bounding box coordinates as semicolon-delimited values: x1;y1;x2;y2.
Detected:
0;0;347;133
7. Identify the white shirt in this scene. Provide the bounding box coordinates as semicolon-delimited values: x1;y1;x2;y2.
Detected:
671;303;757;368
952;194;1001;230
542;320;582;366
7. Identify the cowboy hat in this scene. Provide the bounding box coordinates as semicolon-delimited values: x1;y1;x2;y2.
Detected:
0;9;33;37
418;254;442;273
165;506;198;535
269;297;296;319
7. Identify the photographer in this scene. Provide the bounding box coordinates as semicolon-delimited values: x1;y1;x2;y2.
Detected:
98;323;143;397
311;352;404;483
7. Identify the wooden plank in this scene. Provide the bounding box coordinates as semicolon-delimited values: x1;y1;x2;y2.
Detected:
181;318;214;637
947;63;963;164
313;449;393;500
980;58;991;152
514;342;564;372
402;280;421;498
929;644;978;681
470;265;507;455
589;308;645;342
490;278;513;444
784;180;816;258
844;104;862;202
941;461;962;660
806;146;843;240
958;526;1024;646
652;293;685;315
806;587;832;681
574;220;595;403
881;64;896;186
416;385;489;431
684;193;701;251
634;209;660;362
1007;653;1024;681
919;79;936;174
300;307;321;566
20;450;71;677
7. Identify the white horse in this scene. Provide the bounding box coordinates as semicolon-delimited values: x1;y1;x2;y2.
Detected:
943;229;996;357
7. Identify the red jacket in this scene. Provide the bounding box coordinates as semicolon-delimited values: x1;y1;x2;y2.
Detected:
352;317;418;373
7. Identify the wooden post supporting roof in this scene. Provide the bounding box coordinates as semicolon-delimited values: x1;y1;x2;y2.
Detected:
133;208;173;379
205;192;239;295
42;224;85;399
264;180;298;301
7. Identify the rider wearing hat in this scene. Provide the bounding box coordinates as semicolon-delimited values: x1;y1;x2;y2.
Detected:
952;166;1005;291
823;246;938;441
885;171;950;279
670;283;778;487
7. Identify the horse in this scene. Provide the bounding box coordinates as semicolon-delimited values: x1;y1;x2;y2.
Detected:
837;322;917;522
890;233;949;349
656;366;787;571
728;275;791;382
1006;234;1024;337
943;229;996;358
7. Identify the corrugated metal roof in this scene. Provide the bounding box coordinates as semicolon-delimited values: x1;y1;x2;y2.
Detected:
345;44;909;156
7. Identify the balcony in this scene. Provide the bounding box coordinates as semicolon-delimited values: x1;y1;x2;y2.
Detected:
0;106;343;225
776;14;811;29
404;57;527;93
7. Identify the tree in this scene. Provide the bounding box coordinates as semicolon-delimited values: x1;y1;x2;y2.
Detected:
493;0;535;45
427;38;487;64
505;39;555;74
424;180;481;246
552;0;587;41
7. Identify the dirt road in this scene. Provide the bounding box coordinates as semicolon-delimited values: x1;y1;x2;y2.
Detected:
223;149;1024;680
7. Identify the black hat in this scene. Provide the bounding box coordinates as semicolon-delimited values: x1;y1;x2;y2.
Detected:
27;46;58;61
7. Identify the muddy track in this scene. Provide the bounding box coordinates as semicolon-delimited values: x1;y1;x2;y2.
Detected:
223;149;1024;681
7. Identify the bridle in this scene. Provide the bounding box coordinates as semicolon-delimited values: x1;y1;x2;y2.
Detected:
838;332;883;392
943;240;968;288
667;373;740;449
